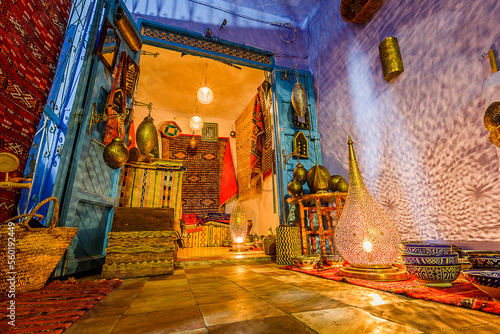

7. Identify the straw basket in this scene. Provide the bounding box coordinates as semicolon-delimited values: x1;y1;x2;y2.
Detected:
0;197;78;295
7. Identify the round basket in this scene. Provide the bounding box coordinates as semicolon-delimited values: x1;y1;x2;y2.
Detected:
340;0;384;24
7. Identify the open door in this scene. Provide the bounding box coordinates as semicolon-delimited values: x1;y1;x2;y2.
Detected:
53;0;142;276
272;68;322;224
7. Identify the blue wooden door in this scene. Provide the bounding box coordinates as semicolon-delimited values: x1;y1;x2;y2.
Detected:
52;1;141;276
272;69;322;224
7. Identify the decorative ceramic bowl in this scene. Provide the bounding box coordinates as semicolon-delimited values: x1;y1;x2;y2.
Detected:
405;263;461;287
321;254;344;267
400;243;453;256
467;256;500;269
292;255;321;270
462;270;500;302
402;253;458;266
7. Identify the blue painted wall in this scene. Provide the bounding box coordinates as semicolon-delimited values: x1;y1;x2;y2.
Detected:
307;0;500;248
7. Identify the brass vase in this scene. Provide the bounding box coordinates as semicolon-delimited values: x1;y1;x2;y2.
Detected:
136;114;158;157
291;82;308;119
103;137;129;169
292;162;307;184
307;163;331;194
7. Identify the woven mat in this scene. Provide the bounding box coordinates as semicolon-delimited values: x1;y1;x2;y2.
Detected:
283;265;500;315
0;279;122;333
0;0;71;222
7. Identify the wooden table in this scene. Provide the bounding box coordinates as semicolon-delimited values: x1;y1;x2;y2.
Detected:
286;192;347;255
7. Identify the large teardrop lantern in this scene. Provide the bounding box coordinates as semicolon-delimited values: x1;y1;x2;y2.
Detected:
229;200;249;251
335;136;408;281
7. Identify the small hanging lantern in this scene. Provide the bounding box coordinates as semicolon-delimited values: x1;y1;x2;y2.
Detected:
103;137;129;169
135;102;158;157
189;115;204;132
197;87;214;105
188;132;197;150
378;37;404;82
291;82;308;119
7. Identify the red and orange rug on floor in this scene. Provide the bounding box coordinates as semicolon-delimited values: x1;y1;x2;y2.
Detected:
0;279;122;333
283;265;500;315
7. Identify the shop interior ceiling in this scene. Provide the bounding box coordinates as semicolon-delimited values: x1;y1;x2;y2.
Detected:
134;45;267;123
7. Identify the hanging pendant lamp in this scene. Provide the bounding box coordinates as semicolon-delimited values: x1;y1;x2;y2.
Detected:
291;69;308;119
136;103;158;158
197;62;214;104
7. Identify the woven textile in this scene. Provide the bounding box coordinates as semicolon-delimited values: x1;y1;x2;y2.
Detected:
118;161;184;220
219;140;238;211
235;96;262;201
184;224;229;248
283;265;500;315
0;0;71;222
168;134;227;216
0;279;121;333
258;84;275;179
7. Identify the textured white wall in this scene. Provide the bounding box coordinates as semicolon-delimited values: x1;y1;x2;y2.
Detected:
307;0;500;248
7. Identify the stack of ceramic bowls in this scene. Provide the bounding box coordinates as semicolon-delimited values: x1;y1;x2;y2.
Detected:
400;243;461;287
462;251;500;302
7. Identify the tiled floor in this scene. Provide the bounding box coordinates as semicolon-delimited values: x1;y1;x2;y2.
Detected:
65;261;500;334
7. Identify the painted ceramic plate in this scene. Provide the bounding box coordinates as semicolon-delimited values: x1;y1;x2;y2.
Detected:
160;121;182;139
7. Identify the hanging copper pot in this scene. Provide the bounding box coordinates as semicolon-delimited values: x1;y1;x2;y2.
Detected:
136;114;158;157
307;163;331;194
103;137;129;169
292;162;307;184
287;180;304;197
292;82;308;119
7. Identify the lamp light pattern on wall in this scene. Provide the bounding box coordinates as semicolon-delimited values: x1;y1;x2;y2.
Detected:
335;137;400;267
309;0;500;245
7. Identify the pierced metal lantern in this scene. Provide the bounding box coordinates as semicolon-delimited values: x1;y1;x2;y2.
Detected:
136;114;158;157
335;137;401;269
230;200;248;250
103;137;129;169
484;102;500;148
379;37;404;82
293;162;307;185
292;82;308;119
306;163;331;194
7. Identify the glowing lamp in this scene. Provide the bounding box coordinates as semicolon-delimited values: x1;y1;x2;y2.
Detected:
334;136;408;281
197;86;213;104
229;200;249;252
189;115;204;132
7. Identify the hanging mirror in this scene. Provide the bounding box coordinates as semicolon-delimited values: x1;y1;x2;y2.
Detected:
96;18;121;71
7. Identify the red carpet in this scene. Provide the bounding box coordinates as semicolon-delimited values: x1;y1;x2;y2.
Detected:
284;265;500;315
0;279;122;333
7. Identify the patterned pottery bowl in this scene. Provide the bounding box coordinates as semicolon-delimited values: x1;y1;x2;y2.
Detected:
402;253;458;266
321;254;345;267
405;263;461;287
462;270;500;302
400;243;453;256
292;255;321;270
467;256;500;269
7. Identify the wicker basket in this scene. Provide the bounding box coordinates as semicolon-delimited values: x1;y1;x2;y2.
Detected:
340;0;383;23
0;197;78;295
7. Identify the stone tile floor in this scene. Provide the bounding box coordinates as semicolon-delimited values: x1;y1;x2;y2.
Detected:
65;262;500;334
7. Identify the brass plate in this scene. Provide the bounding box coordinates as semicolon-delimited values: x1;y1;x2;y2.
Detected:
0;152;20;173
340;265;409;281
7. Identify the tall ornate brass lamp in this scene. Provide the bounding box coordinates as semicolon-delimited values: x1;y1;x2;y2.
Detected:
335;137;408;281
